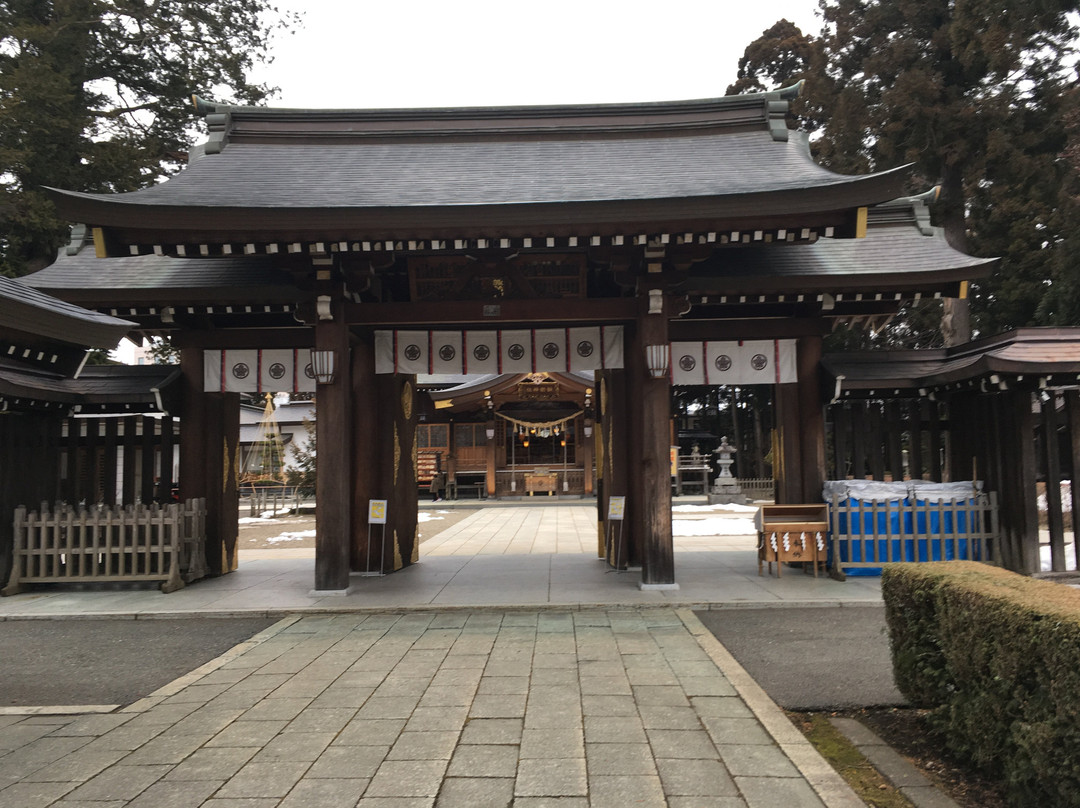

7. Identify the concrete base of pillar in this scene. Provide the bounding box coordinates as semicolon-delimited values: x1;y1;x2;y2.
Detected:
638;582;680;591
308;587;354;597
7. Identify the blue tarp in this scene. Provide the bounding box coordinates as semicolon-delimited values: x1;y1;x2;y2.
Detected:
825;481;982;576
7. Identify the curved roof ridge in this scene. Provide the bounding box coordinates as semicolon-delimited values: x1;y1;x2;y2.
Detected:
190;82;803;121
189;83;807;154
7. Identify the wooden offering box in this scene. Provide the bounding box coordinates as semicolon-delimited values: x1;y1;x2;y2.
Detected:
525;470;558;496
755;504;829;577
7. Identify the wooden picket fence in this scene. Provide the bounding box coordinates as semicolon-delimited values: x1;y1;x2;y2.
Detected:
828;492;999;579
2;498;208;596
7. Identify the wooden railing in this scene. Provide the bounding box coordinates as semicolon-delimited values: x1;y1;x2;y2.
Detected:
244;484;303;516
740;477;775;502
3;498;208;596
828;492;998;579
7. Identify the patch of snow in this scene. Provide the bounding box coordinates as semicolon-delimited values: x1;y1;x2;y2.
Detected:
263;530;317;544
672;503;760;514
1040;542;1079;572
418;513;445;523
672;517;756;537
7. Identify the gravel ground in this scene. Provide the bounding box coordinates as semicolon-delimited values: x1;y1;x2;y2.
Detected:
237;506;477;550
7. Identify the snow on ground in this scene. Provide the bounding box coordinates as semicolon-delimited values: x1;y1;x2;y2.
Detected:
1041;542;1079;572
672;503;760;514
672;515;756;537
419;511;449;523
263;530;317;544
238;508;298;523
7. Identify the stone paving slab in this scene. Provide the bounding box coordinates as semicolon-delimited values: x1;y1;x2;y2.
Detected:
0;609;862;807
0;506;882;619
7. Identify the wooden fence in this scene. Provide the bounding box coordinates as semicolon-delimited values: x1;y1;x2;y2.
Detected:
828;492;998;579
739;477;775;502
2;498;208;595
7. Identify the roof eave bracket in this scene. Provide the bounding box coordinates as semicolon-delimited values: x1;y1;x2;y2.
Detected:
203;112;231;155
767;100;790;142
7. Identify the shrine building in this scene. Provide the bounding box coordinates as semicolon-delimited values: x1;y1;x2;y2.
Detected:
26;83;995;592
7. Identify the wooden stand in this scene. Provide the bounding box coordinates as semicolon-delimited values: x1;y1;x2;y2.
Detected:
756;504;828;577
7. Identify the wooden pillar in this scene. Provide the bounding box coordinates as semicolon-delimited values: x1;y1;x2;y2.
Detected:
352;330;379;571
797;335;826;499
314;304;352;592
1067;391;1080;572
927;400;944;482
485;424;497;498
121;416;138;503
830;402;850;480
157;416;176;504
997;390;1040;574
178;347;240;576
633;297;675;588
907;400;925;481
1041;393;1066;572
773;383;801;503
209;393;240;575
378;374;419;571
580;413;594;496
0;414;60;588
598;370;630;567
140;414;156;503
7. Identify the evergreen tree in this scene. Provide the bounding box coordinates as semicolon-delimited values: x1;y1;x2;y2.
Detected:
286;417;316;500
815;0;1079;338
730;3;1080;341
0;0;299;277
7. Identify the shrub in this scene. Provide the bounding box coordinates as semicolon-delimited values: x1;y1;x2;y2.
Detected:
882;561;1080;807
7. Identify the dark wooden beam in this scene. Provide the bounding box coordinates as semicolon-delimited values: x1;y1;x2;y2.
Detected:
345;298;638;326
173;330;313;350
670;317;829;341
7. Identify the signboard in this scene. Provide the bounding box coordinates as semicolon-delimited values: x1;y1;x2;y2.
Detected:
607;496;626;521
368;500;388;525
670;446;679;477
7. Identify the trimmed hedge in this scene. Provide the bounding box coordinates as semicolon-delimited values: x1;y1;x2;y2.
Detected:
882;561;1080;808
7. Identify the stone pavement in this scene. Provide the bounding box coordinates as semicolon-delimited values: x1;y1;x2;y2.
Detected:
0;609;863;807
0;503;882;806
0;504;882;618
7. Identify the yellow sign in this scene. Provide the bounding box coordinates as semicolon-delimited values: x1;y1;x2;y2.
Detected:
670;446;679;477
608;496;626;521
369;499;388;525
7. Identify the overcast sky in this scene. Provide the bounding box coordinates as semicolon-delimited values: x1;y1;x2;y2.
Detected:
250;1;822;109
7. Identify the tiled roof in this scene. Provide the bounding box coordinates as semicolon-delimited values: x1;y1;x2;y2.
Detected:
21;252;297;303
822;328;1080;391
682;221;995;294
0;362;181;410
52;132;890;210
44;88;910;240
0;274;134;347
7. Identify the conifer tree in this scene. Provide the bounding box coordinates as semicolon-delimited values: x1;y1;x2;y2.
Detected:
0;0;299;277
816;0;1079;338
730;3;1080;340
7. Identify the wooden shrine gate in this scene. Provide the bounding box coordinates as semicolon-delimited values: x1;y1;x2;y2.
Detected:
35;87;993;593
